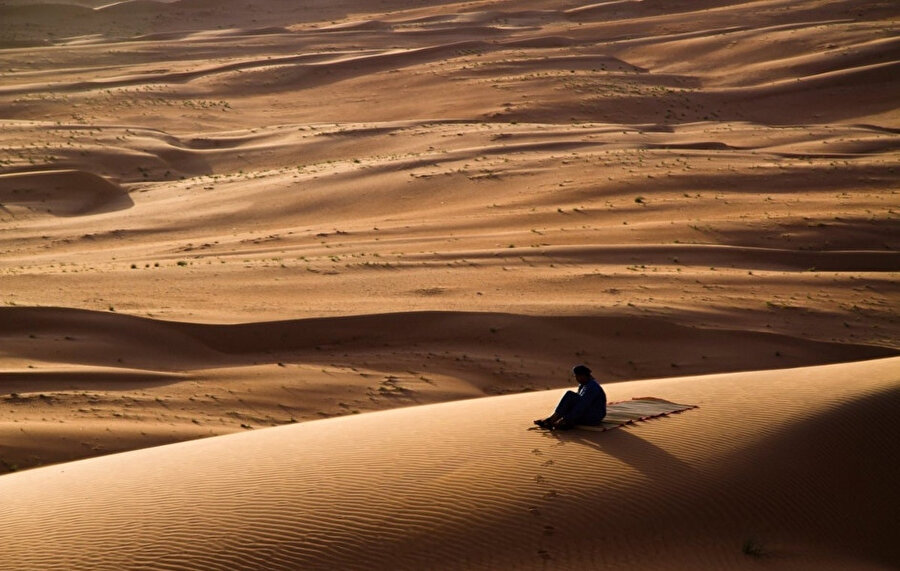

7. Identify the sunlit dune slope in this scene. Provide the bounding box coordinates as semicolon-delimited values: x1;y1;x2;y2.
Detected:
3;304;894;474
1;357;897;570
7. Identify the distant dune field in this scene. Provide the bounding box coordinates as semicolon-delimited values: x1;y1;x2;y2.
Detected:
0;0;897;569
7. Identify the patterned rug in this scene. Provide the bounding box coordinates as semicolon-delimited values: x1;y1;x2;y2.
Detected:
578;397;698;431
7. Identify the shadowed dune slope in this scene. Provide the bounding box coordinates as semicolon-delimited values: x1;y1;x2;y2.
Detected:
0;170;132;216
1;306;894;375
1;357;897;570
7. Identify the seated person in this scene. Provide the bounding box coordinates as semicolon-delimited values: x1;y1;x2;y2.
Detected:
534;365;606;430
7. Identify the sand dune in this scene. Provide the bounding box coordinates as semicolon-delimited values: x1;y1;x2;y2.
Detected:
1;357;897;569
3;305;893;373
0;304;896;469
1;0;898;568
0;169;132;216
1;303;895;475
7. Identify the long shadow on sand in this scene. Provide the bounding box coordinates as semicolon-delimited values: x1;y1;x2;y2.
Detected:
539;426;696;480
0;370;188;396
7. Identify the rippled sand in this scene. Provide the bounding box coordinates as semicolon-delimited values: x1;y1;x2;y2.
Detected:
1;0;897;568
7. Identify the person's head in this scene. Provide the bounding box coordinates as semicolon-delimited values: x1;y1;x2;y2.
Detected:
572;364;592;384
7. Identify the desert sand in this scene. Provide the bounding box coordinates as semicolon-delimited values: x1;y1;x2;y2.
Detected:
2;359;899;569
0;0;898;569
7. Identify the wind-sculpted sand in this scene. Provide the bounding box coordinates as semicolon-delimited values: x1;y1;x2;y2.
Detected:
0;0;898;568
1;358;898;570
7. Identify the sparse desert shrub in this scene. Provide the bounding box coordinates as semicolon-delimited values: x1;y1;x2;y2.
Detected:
742;538;766;558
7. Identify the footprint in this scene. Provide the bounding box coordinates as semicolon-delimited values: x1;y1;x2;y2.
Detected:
531;448;543;455
541;459;555;467
528;506;541;517
537;549;551;561
543;525;555;536
534;475;546;484
543;490;558;499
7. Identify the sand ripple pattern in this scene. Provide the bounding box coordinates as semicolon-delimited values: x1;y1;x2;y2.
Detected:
1;357;898;570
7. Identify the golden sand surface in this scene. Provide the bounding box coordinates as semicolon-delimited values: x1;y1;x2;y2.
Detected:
2;358;898;569
0;0;898;568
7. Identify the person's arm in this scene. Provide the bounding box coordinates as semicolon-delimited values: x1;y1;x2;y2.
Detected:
561;381;600;423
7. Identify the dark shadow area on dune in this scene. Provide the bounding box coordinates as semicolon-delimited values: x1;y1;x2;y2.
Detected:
507;71;900;125
0;0;470;47
1;307;895;386
0;170;133;217
709;385;900;567
542;425;697;480
453;243;900;272
709;218;900;252
638;163;900;194
0;370;187;396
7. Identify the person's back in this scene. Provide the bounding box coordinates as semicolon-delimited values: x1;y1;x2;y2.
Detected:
574;377;606;425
